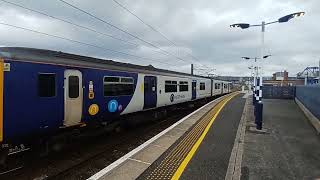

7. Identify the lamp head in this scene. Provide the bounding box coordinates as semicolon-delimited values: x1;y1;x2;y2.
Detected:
230;23;250;29
278;12;305;23
263;55;272;58
242;57;250;60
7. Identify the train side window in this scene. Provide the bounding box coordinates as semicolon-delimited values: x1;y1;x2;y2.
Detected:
104;76;134;96
105;76;120;82
121;77;133;83
200;82;205;90
165;80;177;93
69;76;79;98
38;73;56;97
215;83;218;89
179;81;188;92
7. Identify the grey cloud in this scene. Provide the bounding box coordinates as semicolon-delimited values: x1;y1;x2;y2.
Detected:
0;0;318;76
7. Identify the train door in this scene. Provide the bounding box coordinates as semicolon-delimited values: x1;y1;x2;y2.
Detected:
210;79;213;96
221;83;224;94
192;81;196;100
144;76;157;109
64;70;83;127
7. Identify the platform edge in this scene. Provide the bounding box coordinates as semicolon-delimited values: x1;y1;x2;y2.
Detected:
225;95;249;180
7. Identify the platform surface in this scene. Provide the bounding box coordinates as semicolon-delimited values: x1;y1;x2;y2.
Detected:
138;93;245;179
180;93;245;179
89;93;238;180
242;99;320;180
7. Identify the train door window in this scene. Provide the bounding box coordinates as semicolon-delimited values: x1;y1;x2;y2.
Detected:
69;76;79;98
144;80;149;92
104;76;134;96
38;73;56;97
215;83;218;89
165;80;177;93
179;81;188;92
151;78;156;92
200;82;205;90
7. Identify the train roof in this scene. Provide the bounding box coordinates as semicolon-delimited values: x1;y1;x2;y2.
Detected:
0;47;202;78
0;47;228;82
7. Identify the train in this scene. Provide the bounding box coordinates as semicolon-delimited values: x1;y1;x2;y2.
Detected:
0;47;232;159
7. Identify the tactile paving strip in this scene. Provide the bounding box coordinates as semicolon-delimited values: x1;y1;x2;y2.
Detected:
138;94;234;180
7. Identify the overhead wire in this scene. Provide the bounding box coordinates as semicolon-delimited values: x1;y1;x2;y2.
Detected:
1;0;213;73
111;0;213;70
0;0;184;67
0;0;138;47
0;22;176;67
57;0;198;65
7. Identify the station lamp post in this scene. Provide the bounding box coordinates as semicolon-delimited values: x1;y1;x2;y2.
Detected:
230;12;305;130
231;12;305;102
242;55;271;77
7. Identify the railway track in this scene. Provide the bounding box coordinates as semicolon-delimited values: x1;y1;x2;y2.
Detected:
0;101;207;180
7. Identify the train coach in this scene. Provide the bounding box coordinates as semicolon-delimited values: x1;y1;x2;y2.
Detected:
0;47;232;158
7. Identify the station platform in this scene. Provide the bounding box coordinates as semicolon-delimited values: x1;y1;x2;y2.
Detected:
89;92;246;180
88;92;320;180
240;98;320;180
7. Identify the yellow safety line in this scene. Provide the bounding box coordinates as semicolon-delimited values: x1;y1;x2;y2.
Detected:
171;92;239;180
0;59;4;142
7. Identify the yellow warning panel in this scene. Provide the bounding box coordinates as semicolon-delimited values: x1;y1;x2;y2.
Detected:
88;104;99;116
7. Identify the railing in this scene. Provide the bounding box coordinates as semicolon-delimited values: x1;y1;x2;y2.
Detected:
262;86;296;99
295;85;320;120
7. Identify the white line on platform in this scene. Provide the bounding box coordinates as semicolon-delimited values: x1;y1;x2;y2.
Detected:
128;158;151;165
88;96;223;180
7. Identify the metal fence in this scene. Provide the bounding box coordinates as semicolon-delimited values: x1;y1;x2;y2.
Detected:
295;85;320;120
262;86;296;99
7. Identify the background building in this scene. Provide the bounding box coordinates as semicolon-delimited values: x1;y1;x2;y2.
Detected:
264;70;304;86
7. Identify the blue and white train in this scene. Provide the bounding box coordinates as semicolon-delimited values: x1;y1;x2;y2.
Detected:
0;47;232;155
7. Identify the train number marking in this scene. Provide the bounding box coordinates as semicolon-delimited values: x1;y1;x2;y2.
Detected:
88;104;99;115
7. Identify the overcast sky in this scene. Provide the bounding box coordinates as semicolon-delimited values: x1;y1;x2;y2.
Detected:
0;0;319;77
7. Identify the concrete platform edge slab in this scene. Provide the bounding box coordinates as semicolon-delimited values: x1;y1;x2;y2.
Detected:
225;96;249;180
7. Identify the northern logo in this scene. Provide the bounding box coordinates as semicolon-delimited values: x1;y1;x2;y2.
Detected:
170;94;174;102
